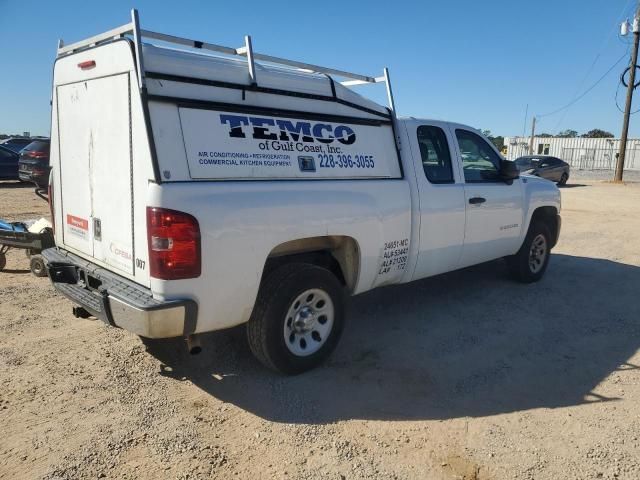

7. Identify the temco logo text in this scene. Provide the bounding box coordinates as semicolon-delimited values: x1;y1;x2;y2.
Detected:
220;114;356;145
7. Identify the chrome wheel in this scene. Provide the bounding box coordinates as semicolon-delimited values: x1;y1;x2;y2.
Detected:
283;288;334;357
529;234;548;274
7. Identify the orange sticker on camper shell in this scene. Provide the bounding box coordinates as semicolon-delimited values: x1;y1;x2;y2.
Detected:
66;214;88;231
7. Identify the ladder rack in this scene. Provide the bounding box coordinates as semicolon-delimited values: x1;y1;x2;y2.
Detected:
56;9;397;115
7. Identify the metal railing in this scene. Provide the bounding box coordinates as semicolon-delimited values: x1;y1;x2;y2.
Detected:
56;9;396;115
561;147;640;170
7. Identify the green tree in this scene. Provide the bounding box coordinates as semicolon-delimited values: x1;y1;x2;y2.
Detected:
479;129;504;150
581;129;614;138
491;136;505;150
557;129;578;138
537;133;553;138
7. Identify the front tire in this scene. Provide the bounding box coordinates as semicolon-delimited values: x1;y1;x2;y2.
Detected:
506;221;551;283
247;263;346;375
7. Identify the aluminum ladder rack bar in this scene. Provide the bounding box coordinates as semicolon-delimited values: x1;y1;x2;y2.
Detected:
55;9;396;115
140;29;376;84
57;22;134;55
139;29;238;56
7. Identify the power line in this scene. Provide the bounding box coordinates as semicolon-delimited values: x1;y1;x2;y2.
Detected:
537;51;629;118
621;0;638;23
553;0;635;130
615;79;640;114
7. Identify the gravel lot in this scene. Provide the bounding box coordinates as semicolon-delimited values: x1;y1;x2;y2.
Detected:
1;174;640;480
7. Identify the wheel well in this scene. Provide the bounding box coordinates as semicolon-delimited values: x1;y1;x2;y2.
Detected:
263;236;360;292
530;206;559;248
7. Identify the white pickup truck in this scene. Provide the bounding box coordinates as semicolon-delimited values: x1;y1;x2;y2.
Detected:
43;11;561;374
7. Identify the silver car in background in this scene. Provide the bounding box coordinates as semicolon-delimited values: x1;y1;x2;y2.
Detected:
515;156;570;186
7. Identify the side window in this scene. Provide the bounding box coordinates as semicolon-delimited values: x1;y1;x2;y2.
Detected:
416;125;454;184
537;143;550;155
455;129;502;183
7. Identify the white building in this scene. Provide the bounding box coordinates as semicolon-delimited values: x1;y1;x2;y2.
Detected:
503;136;640;170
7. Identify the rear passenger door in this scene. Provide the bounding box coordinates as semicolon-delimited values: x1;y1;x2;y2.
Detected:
453;128;524;268
411;122;466;279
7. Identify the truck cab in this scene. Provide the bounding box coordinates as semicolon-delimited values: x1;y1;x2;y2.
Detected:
399;119;560;282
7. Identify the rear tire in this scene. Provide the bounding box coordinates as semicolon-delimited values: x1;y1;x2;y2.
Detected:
506;221;551;283
0;253;6;272
30;255;47;277
247;263;346;375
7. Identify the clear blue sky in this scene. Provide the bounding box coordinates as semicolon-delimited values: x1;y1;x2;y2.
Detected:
0;0;637;138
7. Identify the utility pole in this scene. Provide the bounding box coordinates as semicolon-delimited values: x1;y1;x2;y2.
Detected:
528;116;536;154
615;6;640;182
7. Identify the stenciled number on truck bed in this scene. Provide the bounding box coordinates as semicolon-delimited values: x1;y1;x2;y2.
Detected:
318;154;375;169
378;238;409;275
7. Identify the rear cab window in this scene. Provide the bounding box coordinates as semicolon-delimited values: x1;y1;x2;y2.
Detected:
416;125;454;183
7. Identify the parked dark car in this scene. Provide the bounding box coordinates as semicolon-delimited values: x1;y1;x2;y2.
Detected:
514;155;570;185
0;137;33;153
0;145;21;179
18;139;50;188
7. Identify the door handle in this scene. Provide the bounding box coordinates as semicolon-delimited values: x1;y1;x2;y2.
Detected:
93;218;102;241
468;197;486;205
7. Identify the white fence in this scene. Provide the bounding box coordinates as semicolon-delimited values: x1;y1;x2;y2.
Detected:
504;137;640;171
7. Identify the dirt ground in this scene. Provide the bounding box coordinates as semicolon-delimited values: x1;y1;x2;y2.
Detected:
1;176;640;480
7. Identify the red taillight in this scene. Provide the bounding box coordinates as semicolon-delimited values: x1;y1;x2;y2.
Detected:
77;60;96;70
26;151;47;159
48;182;55;235
147;207;201;280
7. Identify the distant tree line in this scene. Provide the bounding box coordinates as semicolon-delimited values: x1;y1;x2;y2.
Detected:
479;128;615;151
481;130;505;150
535;129;614;139
0;133;31;140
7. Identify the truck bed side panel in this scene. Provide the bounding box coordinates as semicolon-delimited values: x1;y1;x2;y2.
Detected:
146;180;411;333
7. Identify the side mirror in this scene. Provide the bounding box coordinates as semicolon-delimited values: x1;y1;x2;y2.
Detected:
500;160;520;184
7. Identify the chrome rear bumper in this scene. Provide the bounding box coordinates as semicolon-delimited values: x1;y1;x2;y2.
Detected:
42;248;197;338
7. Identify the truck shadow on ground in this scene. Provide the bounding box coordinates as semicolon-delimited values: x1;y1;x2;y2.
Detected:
559;183;587;189
145;254;640;423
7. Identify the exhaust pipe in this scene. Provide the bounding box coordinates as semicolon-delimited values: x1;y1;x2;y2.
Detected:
186;334;202;355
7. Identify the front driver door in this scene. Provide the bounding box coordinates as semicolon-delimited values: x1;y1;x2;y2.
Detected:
454;128;524;268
